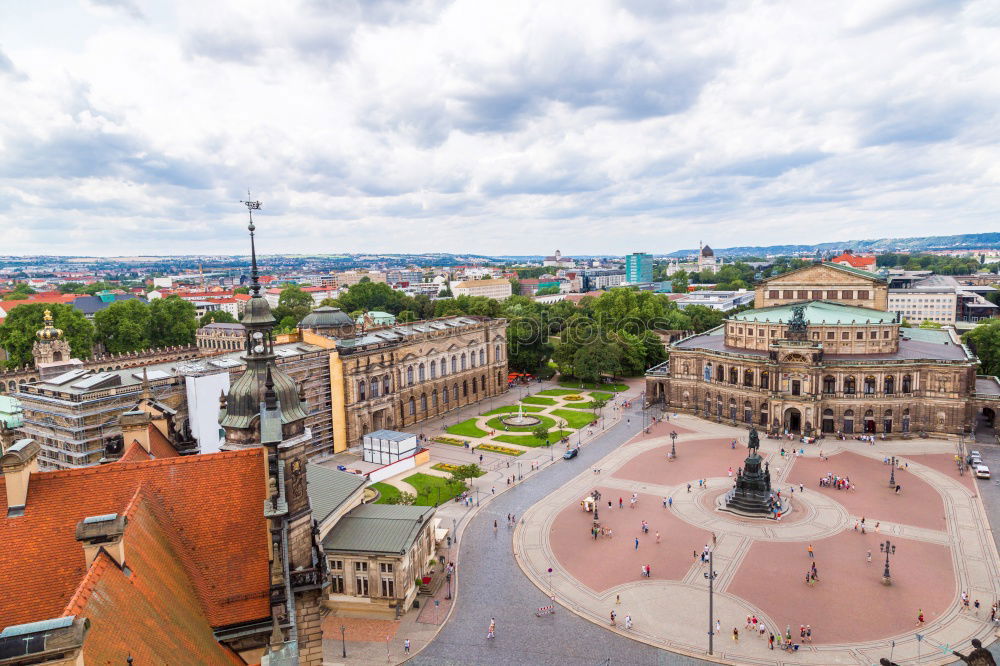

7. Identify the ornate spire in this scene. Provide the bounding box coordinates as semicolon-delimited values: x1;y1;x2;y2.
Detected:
36;309;64;341
241;191;263;298
141;367;152;401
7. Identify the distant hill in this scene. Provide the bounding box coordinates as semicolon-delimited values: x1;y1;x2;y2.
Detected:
663;232;1000;258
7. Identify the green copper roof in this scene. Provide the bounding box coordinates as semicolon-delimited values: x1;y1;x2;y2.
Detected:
825;262;881;280
731;300;897;325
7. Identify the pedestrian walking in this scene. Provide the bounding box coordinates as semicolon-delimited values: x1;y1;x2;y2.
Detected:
656;531;661;543
687;483;692;493
616;593;620;604
668;496;673;507
663;497;668;508
866;550;872;564
808;544;814;558
715;619;721;635
733;628;739;642
800;483;804;493
404;639;411;654
712;533;717;547
916;609;924;626
619;497;624;508
806;625;812;643
487;618;496;639
625;614;632;630
974;599;981;616
769;633;775;650
493;520;497;535
634;537;639;551
610;610;617;626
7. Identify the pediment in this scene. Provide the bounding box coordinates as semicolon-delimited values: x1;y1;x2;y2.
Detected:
764;264;878;286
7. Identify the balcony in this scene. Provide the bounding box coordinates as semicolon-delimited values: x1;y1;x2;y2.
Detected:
290;566;327;592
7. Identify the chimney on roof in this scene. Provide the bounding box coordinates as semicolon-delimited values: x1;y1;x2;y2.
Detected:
75;513;127;569
119;410;152;454
1;439;40;517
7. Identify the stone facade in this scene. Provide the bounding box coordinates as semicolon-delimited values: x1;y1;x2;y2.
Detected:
754;263;888;310
648;264;984;437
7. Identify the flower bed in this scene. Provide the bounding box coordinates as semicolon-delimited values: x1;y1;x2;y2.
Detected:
562;394;585;401
476;443;525;456
435;436;467;447
431;462;484;476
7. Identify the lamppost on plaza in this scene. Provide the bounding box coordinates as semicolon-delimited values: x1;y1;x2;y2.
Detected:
704;550;718;655
340;625;347;658
445;571;452;600
889;456;897;487
670;430;678;460
880;539;896;585
547;566;554;597
452;517;457;548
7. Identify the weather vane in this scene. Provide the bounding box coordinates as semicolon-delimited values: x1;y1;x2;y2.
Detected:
240;190;263;292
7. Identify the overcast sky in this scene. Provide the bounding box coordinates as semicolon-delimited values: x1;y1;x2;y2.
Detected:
1;0;998;257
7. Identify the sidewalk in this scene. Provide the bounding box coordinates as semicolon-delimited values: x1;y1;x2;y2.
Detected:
321;378;648;664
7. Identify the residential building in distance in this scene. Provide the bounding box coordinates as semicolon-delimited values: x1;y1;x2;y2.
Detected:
580;268;626;292
829;249;877;271
357;311;397;327
888;274;998;326
647;262;1000;437
625;252;653;284
265;285;337;307
452;278;512;300
337;270;387;287
676;290;755;311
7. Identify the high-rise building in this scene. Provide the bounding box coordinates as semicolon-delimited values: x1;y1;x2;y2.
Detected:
625;252;653;284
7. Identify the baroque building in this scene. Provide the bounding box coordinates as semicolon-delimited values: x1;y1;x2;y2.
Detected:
647;263;1000;436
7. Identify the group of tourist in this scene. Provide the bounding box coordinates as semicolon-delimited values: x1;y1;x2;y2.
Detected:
819;472;854;490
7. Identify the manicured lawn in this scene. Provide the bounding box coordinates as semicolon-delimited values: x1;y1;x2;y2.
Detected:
371;482;400;504
522;396;558;406
550;409;597;429
482;405;545;416
588;391;614;401
403;473;465;506
538;389;580;396
446;419;488;438
558;380;628;392
560;401;597;410
494;430;573;447
485;414;558;433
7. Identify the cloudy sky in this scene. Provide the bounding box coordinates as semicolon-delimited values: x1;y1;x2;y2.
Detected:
1;0;998;256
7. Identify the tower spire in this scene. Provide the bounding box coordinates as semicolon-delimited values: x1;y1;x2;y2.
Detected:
241;191;263;297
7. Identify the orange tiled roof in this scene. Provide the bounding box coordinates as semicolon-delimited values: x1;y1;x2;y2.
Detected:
0;449;269;629
830;252;876;268
147;426;181;459
64;496;245;664
119;441;152;463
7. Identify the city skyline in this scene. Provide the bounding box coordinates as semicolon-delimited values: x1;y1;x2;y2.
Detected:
2;1;999;256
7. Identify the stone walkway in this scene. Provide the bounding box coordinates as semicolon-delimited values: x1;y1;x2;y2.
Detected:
515;416;1000;664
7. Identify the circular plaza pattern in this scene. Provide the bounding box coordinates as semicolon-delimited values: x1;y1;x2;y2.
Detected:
514;415;1000;664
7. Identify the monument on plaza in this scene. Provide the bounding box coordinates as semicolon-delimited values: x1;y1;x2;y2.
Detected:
724;427;776;516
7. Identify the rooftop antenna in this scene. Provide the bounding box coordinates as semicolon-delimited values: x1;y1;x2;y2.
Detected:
240;191;263;297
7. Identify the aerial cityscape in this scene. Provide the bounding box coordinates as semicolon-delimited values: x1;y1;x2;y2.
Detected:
2;2;1000;666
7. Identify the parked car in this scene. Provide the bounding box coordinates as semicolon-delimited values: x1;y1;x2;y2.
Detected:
563;448;579;460
970;450;981;459
969;455;983;467
975;464;991;479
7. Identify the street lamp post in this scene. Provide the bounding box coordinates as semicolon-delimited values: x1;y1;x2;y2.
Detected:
340;625;347;658
446;571;452;600
880;539;896;585
889;456;897;487
517;461;522;480
704;550;718;655
670;430;678;459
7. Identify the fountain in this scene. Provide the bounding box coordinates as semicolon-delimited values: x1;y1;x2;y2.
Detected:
722;427;783;517
498;401;542;427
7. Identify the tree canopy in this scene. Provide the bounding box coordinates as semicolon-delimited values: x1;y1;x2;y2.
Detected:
964;320;1000;378
0;303;94;368
148;296;199;347
198;310;239;327
95;299;153;354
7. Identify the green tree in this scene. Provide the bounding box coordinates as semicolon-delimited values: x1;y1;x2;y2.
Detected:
507;315;553;372
0;303;95;367
94;299;151;354
671;270;689;294
536;286;560;296
397;310;417;323
234;286;250;295
148;296;198;347
573;340;622;384
964;320;1000;377
448;464;483;485
58;282;85;294
592;396;608;416
532;424;551;446
684;304;726;333
272;284;314;324
80;281;117;295
198;310;239;327
918;319;943;329
3;283;37;300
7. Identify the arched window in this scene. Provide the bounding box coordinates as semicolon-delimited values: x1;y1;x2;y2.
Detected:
743;400;752;423
760;371;769;389
440;357;447;376
843;409;855;434
407;367;414;386
902;408;910;432
419;364;426;382
462;381;468;397
884;375;894;394
383;376;391;394
822;408;835;433
729;397;737;420
864;376;876;395
759;402;769;426
822;376;836;394
472;377;478;394
420;394;427;411
902;374;912;393
443;388;450;404
482;374;487;393
844;376;856;394
495;344;501;360
743;369;753;387
370;379;379;399
480;349;485;366
716;396;723;417
430;360;437;379
497;370;503;387
432;390;438;407
408;397;416;416
451;356;458;373
453;384;459;401
729;368;738;384
883;409;893;433
716;365;725;382
358;381;366;401
470;351;476;368
704;395;711;414
461;354;467;370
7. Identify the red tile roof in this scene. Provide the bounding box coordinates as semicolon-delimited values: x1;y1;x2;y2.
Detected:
64;495;245;664
147;426;181;459
829;252;876;269
119;441;152;463
0;449;269;629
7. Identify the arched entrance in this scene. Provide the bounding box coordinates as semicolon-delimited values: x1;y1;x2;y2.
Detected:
784;407;802;433
821;408;835;433
864;409;876;433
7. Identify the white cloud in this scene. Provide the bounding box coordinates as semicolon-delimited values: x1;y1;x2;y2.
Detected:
0;0;998;256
